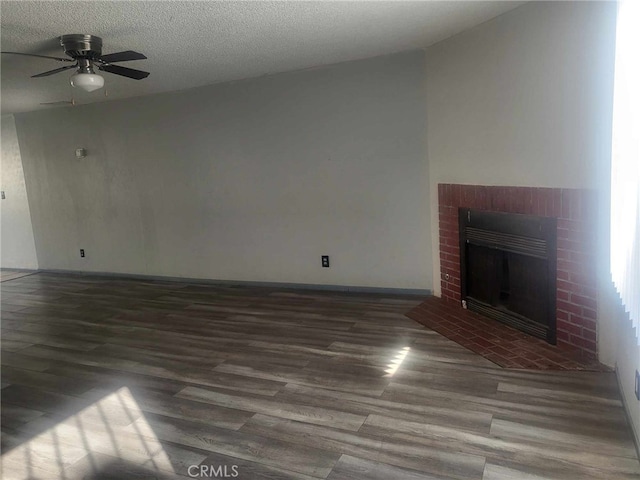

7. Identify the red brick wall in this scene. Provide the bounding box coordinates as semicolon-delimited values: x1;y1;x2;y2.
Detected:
438;184;598;358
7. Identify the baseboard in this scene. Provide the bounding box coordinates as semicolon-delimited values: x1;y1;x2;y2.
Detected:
0;267;39;272
40;269;431;296
615;365;640;462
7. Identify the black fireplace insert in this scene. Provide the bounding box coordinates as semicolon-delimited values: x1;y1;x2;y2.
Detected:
459;208;557;344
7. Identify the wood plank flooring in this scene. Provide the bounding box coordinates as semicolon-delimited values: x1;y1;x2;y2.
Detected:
0;272;638;479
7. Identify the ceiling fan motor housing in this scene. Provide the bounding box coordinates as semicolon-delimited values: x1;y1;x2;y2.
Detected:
60;34;103;60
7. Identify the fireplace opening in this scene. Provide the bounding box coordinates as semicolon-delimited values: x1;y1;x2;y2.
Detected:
459;208;557;344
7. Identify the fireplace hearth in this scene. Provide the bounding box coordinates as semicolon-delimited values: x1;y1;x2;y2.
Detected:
459;208;557;344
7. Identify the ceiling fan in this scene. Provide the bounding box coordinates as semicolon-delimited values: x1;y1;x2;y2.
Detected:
2;34;149;92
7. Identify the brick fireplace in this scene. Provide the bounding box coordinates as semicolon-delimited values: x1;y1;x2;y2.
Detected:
438;184;598;359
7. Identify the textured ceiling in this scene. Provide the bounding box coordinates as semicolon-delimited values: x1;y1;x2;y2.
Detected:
1;1;523;114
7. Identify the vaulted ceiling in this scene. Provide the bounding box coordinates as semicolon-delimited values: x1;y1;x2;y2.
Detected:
1;1;523;114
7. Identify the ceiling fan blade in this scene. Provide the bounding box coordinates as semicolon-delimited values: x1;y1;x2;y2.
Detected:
31;64;78;78
99;50;147;63
99;64;149;80
1;51;74;62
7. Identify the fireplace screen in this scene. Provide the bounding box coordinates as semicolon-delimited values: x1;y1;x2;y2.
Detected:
459;208;557;344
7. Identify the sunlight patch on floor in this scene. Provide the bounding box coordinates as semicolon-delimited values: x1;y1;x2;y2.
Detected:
384;346;411;377
0;387;175;479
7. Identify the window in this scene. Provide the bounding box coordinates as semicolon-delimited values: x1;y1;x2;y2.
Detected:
611;0;640;336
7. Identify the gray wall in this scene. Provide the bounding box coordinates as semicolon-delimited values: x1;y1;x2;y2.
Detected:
14;51;432;289
1;114;38;269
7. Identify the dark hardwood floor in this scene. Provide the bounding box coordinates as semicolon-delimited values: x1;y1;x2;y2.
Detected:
0;272;638;479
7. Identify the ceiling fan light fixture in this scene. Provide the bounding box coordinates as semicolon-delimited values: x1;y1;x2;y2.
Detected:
70;72;104;92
